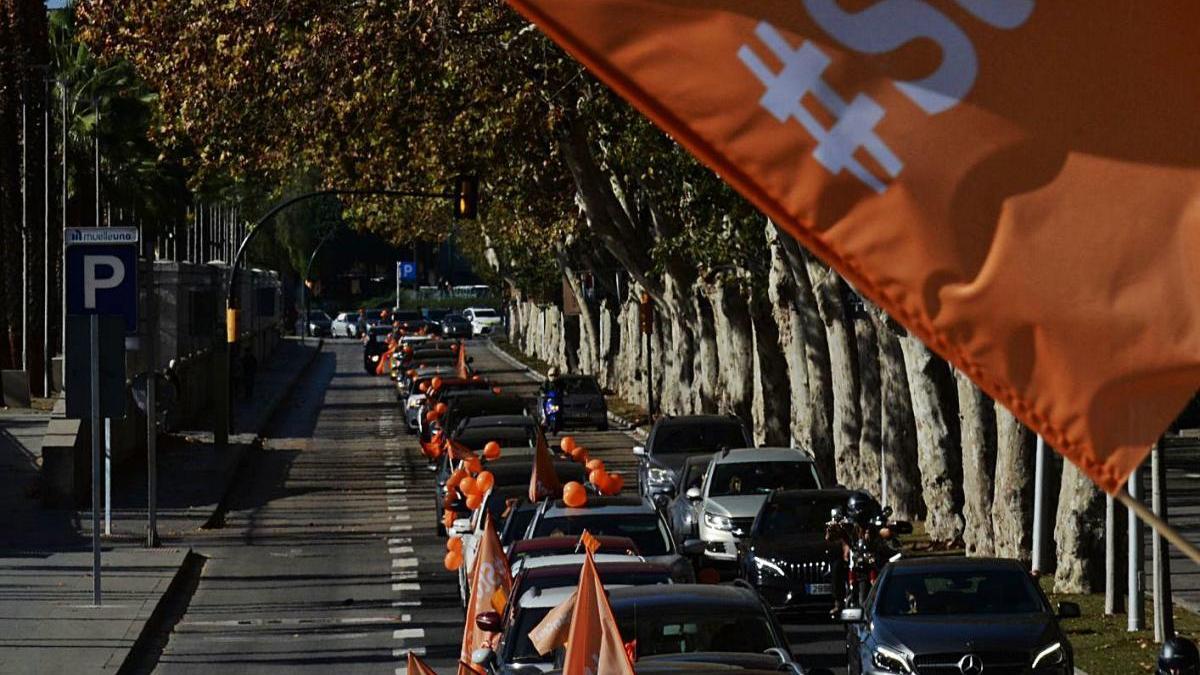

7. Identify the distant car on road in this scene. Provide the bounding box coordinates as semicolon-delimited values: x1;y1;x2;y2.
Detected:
300;310;332;337
739;488;851;612
636;414;753;501
842;557;1079;675
330;311;360;338
692;447;822;566
362;324;392;373
537;374;608;432
463;306;502;336
440;313;474;338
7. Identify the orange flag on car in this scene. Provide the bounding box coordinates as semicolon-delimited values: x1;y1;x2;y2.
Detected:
529;589;577;656
529;433;563;502
456;344;470;379
406;652;438;675
460;514;512;671
579;529;601;555
562;550;635;675
505;0;1200;494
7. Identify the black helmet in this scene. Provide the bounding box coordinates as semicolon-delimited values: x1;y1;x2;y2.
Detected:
1160;637;1200;675
845;491;882;526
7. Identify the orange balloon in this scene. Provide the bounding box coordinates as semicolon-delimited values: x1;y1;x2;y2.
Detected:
563;481;588;508
435;402;449;416
431;376;444;390
444;550;463;571
418;382;429;393
585;458;605;472
589;468;608;487
459;476;478;496
465;456;483;474
446;537;463;553
408;369;418;378
443;493;456;509
560;436;578;453
425;411;438;423
608;472;626;495
477;470;495;493
483;441;502;460
570;446;589;463
442;510;456;529
447;469;467;489
466;492;484;510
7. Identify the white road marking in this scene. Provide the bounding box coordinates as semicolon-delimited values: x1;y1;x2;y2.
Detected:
391;513;412;522
390;546;414;555
392;582;421;592
387;488;408;494
389;524;413;532
392;558;419;568
388;537;412;545
393;647;426;657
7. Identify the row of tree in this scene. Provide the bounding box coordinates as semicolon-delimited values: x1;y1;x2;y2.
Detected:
73;0;1105;590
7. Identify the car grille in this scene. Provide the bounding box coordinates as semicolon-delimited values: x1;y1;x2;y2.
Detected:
730;517;756;533
779;560;828;584
914;652;1028;675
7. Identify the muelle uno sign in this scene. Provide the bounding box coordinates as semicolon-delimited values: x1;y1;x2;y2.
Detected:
67;228;140;245
65;227;140;333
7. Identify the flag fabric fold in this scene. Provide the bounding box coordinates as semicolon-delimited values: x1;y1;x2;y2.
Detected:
460;514;513;672
529;589;577;656
529;433;563;502
407;652;439;675
504;0;1200;493
562;550;635;675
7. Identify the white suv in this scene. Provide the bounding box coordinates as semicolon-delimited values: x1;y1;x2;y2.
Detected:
690;447;822;564
463;307;502;336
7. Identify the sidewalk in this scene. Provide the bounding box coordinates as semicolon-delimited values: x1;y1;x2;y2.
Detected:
0;337;321;674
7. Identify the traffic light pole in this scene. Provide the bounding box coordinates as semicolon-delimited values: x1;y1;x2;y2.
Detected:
219;183;475;448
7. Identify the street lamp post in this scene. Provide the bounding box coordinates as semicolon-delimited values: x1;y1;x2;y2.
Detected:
300;227;337;346
218;181;476;447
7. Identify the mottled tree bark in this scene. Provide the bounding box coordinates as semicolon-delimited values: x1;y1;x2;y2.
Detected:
855;312;882;496
899;335;964;542
766;222;813;450
956;370;997;556
750;288;791;446
874;314;922;520
804;256;862;488
1053;460;1105;592
993;405;1035;561
709;282;756;428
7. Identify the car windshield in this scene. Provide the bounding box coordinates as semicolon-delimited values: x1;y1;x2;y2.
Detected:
308;311;329;320
617;609;777;657
876;569;1044;617
506;606;554;662
445;315;469;324
501;507;536;546
756;499;839;537
556;378;601;395
472;308;498;317
653;424;746;454
533;513;671;556
677;460;710;492
708;461;819;497
454;428;535;450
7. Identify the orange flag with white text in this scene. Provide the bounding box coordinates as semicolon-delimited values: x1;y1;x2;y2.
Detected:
407;652;438;675
529;433;562;502
460;514;512;671
562;550;635;675
506;1;1200;493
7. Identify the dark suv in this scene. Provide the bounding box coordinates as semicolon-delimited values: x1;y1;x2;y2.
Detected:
636;415;753;500
739;488;850;611
537;374;608;432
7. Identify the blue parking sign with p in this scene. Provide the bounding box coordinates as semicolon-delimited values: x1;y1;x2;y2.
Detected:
398;261;416;282
66;227;139;333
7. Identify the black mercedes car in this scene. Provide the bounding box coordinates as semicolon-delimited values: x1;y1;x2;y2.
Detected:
362;324;392;373
842;557;1079;675
739;488;851;612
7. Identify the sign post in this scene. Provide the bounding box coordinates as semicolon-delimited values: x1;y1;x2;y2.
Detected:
64;227;138;606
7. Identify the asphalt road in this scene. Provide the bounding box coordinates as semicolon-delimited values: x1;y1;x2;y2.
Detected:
155;338;847;673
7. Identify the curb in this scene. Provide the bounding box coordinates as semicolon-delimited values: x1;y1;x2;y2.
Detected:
483;341;648;441
118;549;207;675
203;338;324;529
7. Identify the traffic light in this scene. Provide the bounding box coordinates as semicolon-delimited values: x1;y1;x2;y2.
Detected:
453;174;479;220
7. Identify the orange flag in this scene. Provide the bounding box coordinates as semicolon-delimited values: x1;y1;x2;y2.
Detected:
456;344;470;379
562;550;635;675
529;589;577;656
529;433;563;502
506;1;1200;494
407;652;439;675
579;529;601;555
460;514;512;671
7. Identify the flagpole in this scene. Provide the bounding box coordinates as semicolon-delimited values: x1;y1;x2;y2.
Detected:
1116;488;1200;567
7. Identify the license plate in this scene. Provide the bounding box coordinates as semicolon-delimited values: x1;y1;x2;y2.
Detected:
805;583;832;595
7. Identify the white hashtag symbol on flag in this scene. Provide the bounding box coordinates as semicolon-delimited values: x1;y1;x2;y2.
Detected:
739;21;902;194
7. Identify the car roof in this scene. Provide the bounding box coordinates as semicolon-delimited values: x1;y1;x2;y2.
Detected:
887;556;1029;574
517;553;639;570
607;584;763;611
461;415;535;428
522;560;667;580
711;447;815;464
653;415;744;428
544;495;653;516
510;535;640;555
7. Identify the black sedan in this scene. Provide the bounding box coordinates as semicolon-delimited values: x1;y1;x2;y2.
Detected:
842;557;1079;675
441;313;474;338
739;488;851;612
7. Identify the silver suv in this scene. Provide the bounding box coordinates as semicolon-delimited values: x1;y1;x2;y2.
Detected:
689;447;822;565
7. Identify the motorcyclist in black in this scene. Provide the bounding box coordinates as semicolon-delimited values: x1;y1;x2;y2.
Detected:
1159;637;1200;675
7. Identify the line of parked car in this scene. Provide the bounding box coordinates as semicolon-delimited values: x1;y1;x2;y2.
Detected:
301;305;502;339
383;359;1080;674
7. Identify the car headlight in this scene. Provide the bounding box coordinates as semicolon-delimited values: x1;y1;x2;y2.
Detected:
704;512;733;531
753;556;786;578
872;645;913;674
547;403;560;413
370;355;379;362
647;468;673;486
1031;642;1065;669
